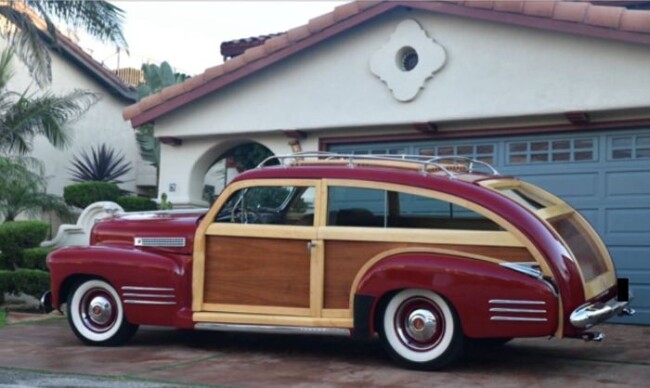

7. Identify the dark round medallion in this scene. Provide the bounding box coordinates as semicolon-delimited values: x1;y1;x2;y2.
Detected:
397;46;419;72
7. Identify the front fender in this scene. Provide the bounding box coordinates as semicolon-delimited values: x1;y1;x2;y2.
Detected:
355;254;558;339
47;245;193;328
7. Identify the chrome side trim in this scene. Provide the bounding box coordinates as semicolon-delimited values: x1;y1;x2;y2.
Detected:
195;323;351;337
500;262;542;279
122;293;175;298
124;300;176;305
491;316;548;322
489;299;546;305
489;308;547;314
134;237;186;247
121;286;174;292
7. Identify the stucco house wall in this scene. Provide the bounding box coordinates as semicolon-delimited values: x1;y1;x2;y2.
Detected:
148;8;650;206
1;38;145;198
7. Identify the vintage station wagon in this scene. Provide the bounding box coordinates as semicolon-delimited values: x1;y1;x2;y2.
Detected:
45;152;634;369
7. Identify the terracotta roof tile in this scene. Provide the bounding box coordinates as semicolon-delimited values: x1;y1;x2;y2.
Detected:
160;83;185;101
523;1;557;18
182;74;206;93
308;12;337;33
264;34;291;54
287;25;311;43
124;0;650;124
585;5;624;29
334;2;361;22
222;55;247;73
138;94;164;113
122;103;142;121
358;1;383;11
242;44;268;63
621;9;650;33
493;1;526;13
464;1;495;10
553;2;590;22
203;64;225;81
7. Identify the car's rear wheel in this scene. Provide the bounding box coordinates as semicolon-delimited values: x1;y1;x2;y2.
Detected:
379;289;464;370
67;279;138;346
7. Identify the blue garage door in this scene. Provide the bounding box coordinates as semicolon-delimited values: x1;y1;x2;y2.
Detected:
330;128;650;325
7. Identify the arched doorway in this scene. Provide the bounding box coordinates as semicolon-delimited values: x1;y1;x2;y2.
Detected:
201;142;275;203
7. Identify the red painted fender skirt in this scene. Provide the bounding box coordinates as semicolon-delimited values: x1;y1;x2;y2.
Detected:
355;254;559;339
47;245;194;329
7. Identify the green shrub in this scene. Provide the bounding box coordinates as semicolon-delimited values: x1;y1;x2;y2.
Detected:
117;196;157;212
10;269;50;298
63;181;120;209
22;247;51;271
0;221;49;269
0;270;14;304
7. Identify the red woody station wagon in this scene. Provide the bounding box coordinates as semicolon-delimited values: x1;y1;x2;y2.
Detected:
44;152;634;370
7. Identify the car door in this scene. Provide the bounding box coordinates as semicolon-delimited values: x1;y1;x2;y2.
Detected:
192;179;327;322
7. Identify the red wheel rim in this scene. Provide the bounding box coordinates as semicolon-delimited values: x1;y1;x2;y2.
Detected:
393;296;445;352
79;288;118;333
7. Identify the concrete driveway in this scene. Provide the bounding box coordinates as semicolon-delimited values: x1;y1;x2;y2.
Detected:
0;316;648;387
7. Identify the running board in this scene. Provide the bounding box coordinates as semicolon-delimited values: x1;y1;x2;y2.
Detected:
195;322;351;337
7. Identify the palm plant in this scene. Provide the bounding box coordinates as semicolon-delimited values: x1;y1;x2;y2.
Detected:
0;0;127;86
0;49;98;155
135;62;189;171
68;143;132;184
0;156;71;222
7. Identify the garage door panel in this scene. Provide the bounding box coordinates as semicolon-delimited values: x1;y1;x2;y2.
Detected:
609;247;650;268
605;208;650;242
504;172;599;199
606;171;650;197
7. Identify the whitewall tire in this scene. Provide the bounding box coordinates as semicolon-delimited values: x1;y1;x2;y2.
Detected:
67;279;138;346
380;289;464;370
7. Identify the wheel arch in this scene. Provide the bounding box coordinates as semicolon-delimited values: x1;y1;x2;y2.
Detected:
352;252;559;339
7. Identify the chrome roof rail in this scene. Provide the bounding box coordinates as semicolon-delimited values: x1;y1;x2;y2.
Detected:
256;152;500;178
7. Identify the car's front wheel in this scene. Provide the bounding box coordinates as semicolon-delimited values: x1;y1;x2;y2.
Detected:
379;289;464;370
67;279;138;346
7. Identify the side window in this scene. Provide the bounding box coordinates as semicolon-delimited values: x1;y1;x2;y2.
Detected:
392;192;501;230
327;186;501;231
216;186;315;226
328;187;386;227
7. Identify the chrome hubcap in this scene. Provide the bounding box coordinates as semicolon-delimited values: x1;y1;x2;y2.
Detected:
88;296;112;325
406;309;437;342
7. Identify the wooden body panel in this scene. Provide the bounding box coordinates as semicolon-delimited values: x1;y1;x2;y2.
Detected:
204;236;310;308
323;240;531;309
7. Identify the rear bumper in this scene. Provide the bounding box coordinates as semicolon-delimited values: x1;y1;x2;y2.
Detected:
570;279;635;329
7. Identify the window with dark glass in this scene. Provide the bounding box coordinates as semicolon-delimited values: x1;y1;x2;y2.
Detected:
327;187;501;230
216;186;315;226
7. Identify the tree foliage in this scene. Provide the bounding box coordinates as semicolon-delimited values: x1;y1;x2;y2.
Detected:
0;49;98;155
0;0;128;86
0;156;71;222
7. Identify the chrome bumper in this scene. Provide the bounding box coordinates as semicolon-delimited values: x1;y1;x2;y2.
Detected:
570;293;635;329
40;290;53;313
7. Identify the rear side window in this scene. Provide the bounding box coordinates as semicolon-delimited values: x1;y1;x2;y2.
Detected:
327;187;501;231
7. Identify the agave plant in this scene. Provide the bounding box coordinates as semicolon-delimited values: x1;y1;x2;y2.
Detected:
68;144;132;184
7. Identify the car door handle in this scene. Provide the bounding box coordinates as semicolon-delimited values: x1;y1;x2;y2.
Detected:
307;241;318;250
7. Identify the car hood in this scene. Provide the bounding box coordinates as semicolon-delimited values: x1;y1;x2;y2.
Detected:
91;210;207;255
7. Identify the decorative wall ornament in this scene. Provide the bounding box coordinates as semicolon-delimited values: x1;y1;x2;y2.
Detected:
369;19;447;102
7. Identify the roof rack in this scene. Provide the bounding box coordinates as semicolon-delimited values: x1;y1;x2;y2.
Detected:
257;152;500;179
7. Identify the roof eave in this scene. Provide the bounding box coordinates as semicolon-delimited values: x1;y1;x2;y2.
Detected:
128;0;650;128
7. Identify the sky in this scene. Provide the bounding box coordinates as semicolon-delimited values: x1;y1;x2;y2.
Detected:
81;1;347;76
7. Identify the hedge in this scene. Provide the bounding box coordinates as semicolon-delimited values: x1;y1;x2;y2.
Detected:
0;221;49;270
117;196;158;212
22;247;51;271
10;269;50;299
63;181;120;209
0;270;12;304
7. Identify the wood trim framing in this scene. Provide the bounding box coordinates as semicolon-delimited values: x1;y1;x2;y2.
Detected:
201;304;312;317
193;312;353;328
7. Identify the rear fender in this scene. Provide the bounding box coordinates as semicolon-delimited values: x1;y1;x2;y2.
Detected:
354;254;559;339
48;245;193;328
